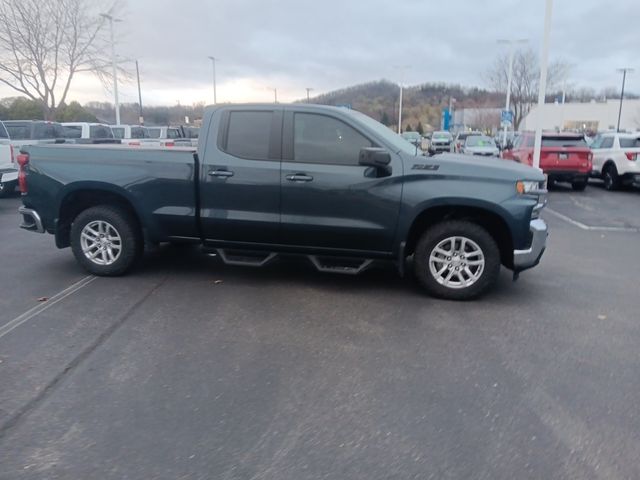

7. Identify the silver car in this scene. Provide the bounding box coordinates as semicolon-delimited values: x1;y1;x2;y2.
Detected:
460;135;499;157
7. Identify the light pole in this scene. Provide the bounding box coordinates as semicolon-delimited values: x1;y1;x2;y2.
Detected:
616;68;634;132
273;88;278;103
498;38;528;147
306;87;314;103
532;0;553;170
207;56;218;104
393;65;410;134
135;60;143;124
100;13;122;125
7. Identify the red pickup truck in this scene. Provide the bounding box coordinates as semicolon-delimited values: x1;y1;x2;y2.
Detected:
502;132;592;191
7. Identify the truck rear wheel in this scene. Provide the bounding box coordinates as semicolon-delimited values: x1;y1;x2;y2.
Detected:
413;220;501;300
70;205;141;276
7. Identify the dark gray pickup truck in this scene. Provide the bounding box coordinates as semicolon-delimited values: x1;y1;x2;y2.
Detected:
17;104;547;299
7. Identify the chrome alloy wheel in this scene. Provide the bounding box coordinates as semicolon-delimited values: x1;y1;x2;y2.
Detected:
428;236;485;289
80;220;122;266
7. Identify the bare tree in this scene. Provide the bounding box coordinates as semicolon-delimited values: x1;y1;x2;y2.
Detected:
486;48;565;130
0;0;117;120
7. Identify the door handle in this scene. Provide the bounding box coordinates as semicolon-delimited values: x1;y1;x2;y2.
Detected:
209;169;234;178
285;173;313;182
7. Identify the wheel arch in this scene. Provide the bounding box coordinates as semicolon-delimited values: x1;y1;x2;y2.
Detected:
55;183;144;248
403;203;515;269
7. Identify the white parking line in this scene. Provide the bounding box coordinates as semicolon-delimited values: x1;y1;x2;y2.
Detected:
545;208;640;233
0;276;97;340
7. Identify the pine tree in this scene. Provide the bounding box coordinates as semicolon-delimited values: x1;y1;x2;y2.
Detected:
405;124;412;132
416;121;424;135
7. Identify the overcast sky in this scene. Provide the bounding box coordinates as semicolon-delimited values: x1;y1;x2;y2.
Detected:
2;0;639;106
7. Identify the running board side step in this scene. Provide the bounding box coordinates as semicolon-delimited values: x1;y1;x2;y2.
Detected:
308;256;373;275
216;249;278;267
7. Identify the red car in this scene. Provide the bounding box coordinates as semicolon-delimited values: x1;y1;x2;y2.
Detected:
502;132;592;191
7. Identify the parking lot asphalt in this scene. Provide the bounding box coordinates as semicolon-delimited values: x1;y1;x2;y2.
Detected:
1;184;639;480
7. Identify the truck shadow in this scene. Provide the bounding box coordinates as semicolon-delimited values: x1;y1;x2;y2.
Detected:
133;243;526;303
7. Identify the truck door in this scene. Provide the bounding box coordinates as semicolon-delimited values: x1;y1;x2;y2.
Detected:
279;110;402;253
199;107;282;244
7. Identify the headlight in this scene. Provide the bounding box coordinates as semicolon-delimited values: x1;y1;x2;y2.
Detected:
516;180;540;195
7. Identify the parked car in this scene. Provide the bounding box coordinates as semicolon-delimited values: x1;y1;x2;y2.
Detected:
502;131;592;191
454;131;482;152
18;104;547;300
590;132;640;190
1;120;67;196
145;126;190;147
430;131;453;152
62;122;120;144
3;120;67;143
0;121;16;197
401;131;422;146
110;125;156;146
460;135;499;157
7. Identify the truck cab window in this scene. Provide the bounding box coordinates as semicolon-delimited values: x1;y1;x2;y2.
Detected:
224;111;273;160
293;113;371;165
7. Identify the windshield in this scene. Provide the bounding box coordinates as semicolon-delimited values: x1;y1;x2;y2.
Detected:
466;135;496;147
541;136;587;147
346;110;419;155
433;132;451;140
402;132;421;140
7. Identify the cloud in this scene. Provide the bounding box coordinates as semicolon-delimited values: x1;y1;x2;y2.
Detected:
1;0;638;105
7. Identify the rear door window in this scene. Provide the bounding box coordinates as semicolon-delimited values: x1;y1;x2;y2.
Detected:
89;125;114;138
167;128;180;139
619;137;640;148
223;111;273;160
64;126;82;138
111;127;124;139
131;127;148;139
147;128;161;139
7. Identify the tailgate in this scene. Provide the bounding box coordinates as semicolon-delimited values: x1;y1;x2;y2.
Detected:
540;147;591;171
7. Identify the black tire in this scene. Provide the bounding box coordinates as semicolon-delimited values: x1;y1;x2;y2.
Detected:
413;220;501;300
571;179;588;191
603;164;620;191
70;205;142;276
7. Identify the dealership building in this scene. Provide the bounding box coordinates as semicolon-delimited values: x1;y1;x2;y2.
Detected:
520;99;640;132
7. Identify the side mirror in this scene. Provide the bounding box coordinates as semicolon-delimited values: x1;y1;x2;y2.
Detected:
359;147;391;176
359;147;391;167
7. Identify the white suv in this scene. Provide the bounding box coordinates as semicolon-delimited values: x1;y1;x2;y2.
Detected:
590;132;640;190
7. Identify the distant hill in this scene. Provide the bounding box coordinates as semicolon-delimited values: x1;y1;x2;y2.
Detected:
310;80;503;132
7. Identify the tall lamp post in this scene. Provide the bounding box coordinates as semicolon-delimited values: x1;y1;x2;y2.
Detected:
616;68;634;132
497;38;528;147
306;87;314;103
532;0;553;170
207;56;218;104
393;65;411;134
135;60;143;124
100;13;122;125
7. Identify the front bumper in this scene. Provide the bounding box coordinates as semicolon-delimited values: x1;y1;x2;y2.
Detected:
513;218;548;271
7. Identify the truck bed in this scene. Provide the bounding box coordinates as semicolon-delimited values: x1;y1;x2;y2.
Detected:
21;144;199;242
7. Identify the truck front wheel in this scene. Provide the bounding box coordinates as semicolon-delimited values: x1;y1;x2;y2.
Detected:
414;220;501;300
70;205;142;276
